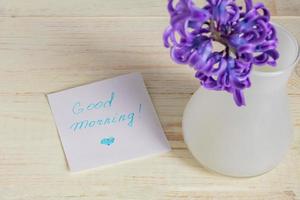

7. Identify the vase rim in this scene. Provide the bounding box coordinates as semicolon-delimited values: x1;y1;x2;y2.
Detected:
252;22;299;77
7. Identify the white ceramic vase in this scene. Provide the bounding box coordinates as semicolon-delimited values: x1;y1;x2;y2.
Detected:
182;23;299;177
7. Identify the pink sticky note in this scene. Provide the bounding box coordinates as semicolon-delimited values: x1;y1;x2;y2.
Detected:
47;73;170;172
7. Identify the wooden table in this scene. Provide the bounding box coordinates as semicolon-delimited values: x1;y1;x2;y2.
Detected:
0;1;299;199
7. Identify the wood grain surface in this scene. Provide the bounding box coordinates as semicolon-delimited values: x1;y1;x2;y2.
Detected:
0;0;299;17
0;1;299;199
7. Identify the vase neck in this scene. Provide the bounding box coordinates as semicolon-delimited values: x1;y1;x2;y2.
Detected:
249;23;299;93
250;68;293;93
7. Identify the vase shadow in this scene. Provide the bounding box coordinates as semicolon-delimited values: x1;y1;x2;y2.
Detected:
169;142;227;178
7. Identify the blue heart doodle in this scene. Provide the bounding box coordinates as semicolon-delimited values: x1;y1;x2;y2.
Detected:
100;137;115;146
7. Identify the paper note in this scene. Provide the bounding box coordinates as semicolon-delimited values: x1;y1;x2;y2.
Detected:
47;73;170;171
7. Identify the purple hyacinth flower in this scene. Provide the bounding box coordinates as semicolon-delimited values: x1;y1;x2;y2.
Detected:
163;0;279;106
